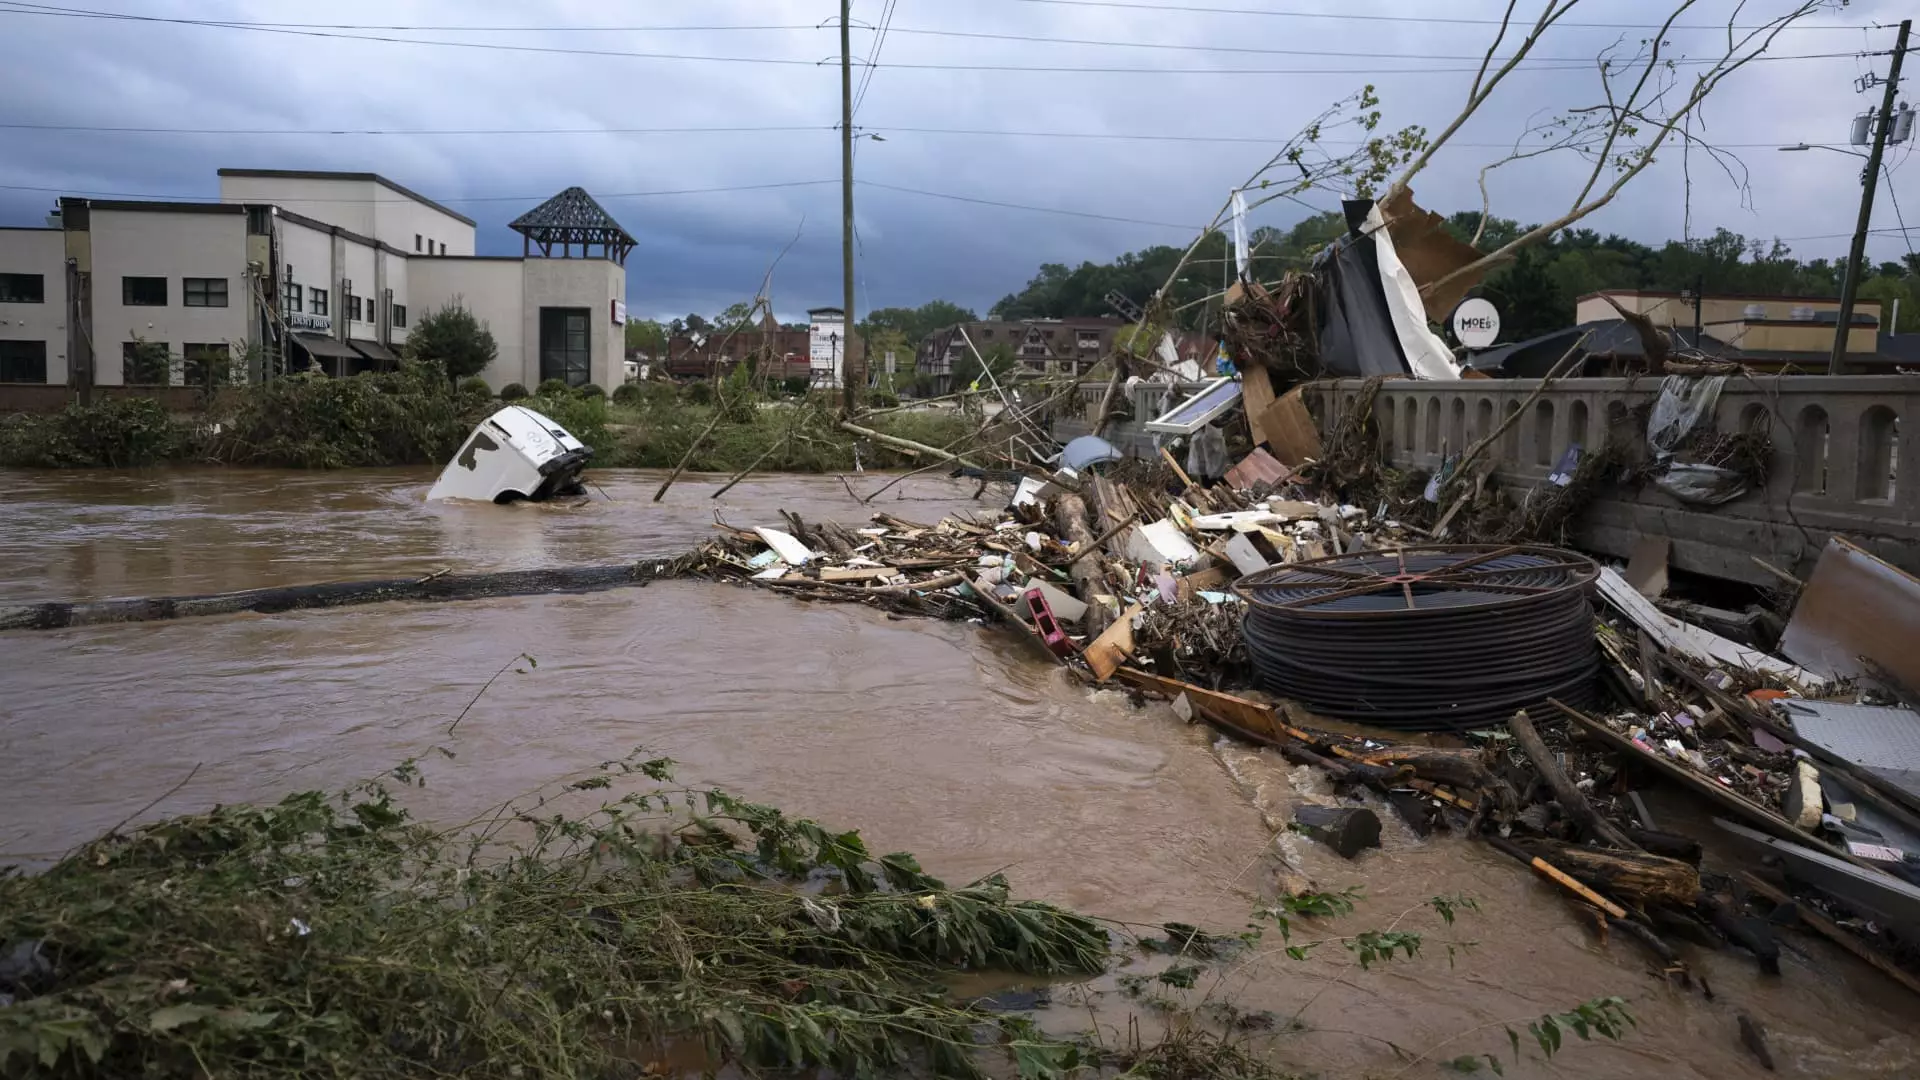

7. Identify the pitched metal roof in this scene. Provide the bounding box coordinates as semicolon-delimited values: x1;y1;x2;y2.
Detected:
508;186;634;261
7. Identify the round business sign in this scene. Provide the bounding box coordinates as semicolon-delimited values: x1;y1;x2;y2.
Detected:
1450;297;1501;348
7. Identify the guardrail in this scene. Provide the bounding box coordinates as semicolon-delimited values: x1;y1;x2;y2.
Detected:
1313;376;1920;585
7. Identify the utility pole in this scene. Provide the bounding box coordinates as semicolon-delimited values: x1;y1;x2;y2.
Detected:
1832;17;1910;374
839;0;857;412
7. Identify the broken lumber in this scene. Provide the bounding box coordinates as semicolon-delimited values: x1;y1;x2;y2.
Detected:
1514;839;1701;908
1509;709;1641;851
839;421;990;472
1486;834;1628;919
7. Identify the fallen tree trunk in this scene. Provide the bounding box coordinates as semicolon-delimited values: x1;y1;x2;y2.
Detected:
839;421;990;473
1052;492;1112;639
1515;838;1701;908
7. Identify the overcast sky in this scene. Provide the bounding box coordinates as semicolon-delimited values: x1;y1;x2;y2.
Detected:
0;0;1913;322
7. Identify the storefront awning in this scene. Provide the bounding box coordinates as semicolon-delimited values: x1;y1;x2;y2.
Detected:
292;332;359;360
350;339;400;365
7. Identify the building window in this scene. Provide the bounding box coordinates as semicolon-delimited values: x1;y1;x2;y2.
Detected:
182;342;230;389
123;340;171;385
392;303;408;328
348;294;363;322
415;233;422;252
283;279;302;313
436;241;446;255
309;287;328;317
123;276;167;306
0;340;47;383
246;206;271;235
539;307;591;386
183;277;228;307
0;273;45;303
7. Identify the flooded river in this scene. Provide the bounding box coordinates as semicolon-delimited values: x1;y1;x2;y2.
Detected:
3;467;1918;1078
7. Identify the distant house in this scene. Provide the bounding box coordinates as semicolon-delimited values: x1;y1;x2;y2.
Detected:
915;316;1123;394
663;310;812;382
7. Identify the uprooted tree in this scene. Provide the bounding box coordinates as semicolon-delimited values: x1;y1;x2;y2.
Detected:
1143;0;1846;329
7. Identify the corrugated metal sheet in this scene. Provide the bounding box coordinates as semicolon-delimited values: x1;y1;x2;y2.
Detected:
1783;699;1920;801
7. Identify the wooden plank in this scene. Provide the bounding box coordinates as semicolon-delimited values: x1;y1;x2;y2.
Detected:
1552;699;1878;873
818;566;896;583
1739;871;1920;1001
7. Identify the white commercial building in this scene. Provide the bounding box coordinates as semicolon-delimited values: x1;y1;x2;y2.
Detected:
0;169;635;400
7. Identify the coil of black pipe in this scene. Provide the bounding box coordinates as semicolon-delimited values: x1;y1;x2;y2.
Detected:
1232;545;1602;732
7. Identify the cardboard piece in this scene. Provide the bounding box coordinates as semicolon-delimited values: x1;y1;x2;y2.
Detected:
1251;386;1324;469
1781;537;1920;694
1378;186;1489;322
1624;535;1671;599
1084;604;1142;680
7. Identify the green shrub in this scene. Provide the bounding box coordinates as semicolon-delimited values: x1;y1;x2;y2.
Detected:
782;377;813;396
498;382;529;401
405;302;498;382
457;376;494;399
208;363;485;468
867;391;900;409
683;381;714;406
611;382;644;406
536;378;571;397
574;383;606;399
525;392;612;456
0;397;194;468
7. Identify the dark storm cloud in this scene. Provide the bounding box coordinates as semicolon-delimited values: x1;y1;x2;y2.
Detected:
1;0;1911;321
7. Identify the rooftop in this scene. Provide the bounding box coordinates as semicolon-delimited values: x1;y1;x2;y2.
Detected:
216;168;477;226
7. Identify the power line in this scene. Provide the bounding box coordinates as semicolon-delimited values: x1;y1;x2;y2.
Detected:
0;122;833;136
0;178;840;204
0;120;1859;153
0;2;1871;74
852;0;897;117
995;0;1886;32
856;179;1200;229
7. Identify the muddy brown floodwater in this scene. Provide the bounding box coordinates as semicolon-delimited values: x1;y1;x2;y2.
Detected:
3;467;1919;1078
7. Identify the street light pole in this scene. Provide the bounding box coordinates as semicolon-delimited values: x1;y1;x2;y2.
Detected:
1831;17;1910;374
839;0;857;412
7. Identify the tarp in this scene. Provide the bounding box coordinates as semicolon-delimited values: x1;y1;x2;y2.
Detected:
1312;200;1460;380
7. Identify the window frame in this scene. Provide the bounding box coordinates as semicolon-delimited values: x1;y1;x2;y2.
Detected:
0;272;45;304
0;339;48;383
392;303;408;328
183;277;229;308
309;287;328;317
414;233;423;252
122;276;168;307
283;279;302;313
538;306;593;387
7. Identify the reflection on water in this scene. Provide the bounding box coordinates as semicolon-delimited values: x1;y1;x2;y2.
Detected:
2;470;1918;1077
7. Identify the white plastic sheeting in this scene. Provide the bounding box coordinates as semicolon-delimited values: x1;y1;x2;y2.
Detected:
1363;203;1461;381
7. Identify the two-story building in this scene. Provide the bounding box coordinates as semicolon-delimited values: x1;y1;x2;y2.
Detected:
0;168;635;409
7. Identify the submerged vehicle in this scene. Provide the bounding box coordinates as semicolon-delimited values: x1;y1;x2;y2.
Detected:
426;406;592;503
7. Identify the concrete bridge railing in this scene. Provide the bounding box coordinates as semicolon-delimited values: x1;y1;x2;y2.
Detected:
1312;375;1920;585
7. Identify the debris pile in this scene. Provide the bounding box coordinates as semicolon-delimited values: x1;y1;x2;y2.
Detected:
696;449;1920;1010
